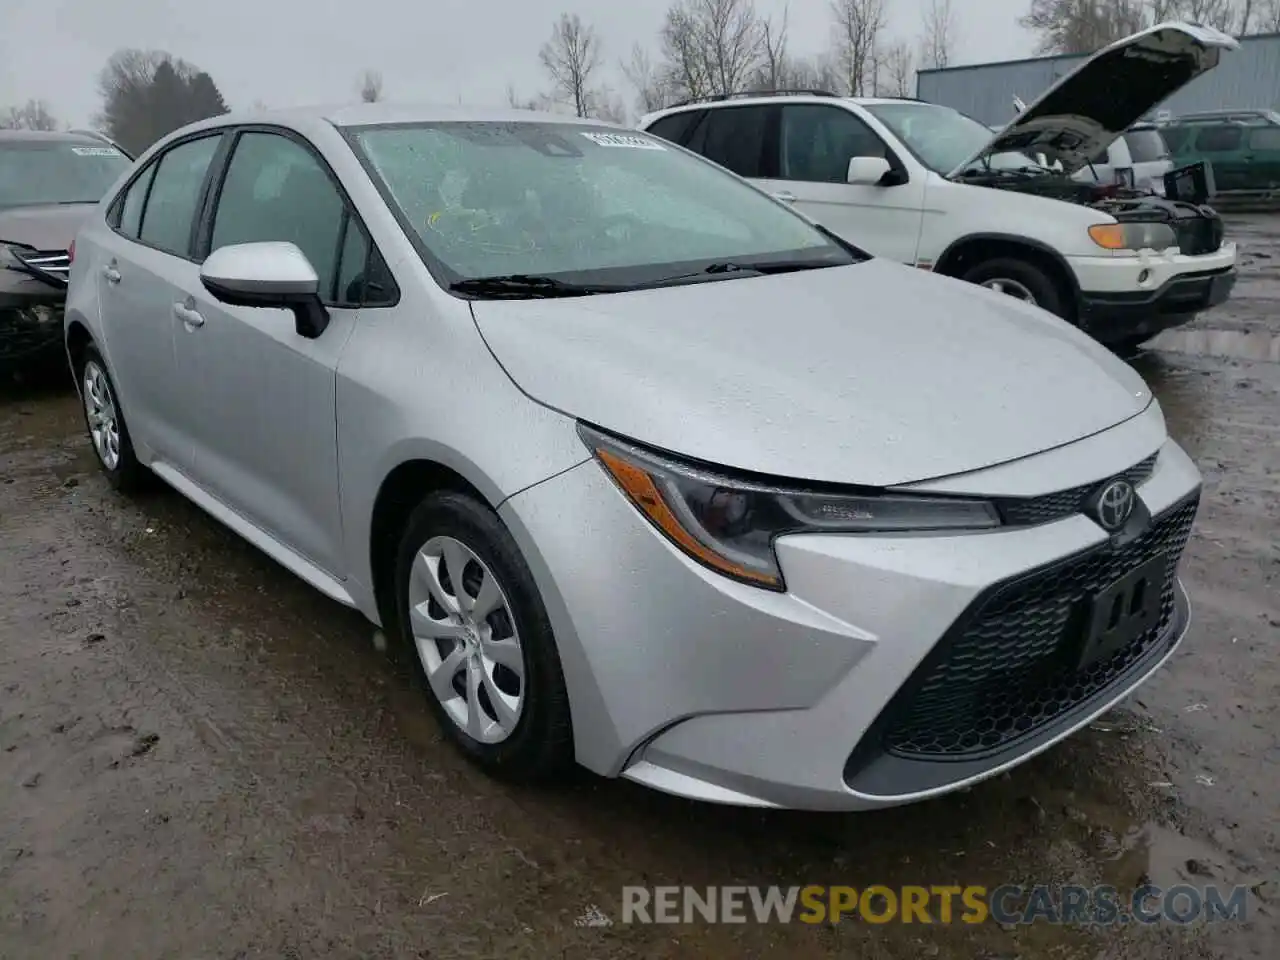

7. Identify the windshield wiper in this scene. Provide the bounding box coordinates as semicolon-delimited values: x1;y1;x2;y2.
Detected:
449;274;623;299
642;258;845;288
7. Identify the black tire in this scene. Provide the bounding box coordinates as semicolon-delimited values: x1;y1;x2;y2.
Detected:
392;490;574;782
76;345;149;494
962;257;1066;319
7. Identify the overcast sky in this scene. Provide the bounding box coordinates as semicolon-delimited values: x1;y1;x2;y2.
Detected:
1;0;1036;126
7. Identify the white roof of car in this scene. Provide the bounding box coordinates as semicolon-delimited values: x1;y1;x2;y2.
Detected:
639;95;927;128
216;102;611;129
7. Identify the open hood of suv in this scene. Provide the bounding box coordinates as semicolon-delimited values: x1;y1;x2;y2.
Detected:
948;21;1238;178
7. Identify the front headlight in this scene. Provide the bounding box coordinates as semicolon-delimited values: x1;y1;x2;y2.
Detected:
1088;221;1178;252
579;424;1001;591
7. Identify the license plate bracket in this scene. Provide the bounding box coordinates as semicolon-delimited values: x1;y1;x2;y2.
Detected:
1077;553;1168;670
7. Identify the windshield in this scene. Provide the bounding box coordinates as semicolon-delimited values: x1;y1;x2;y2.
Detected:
1123;129;1169;163
343;121;853;288
862;102;1036;174
0;141;130;210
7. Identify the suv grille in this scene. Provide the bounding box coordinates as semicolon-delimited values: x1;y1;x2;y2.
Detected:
1175;212;1224;256
995;452;1158;527
877;493;1198;761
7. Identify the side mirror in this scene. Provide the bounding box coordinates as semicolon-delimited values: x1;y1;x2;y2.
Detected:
200;241;330;339
846;156;894;186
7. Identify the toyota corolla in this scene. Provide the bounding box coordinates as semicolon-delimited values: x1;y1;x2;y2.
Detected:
64;105;1201;810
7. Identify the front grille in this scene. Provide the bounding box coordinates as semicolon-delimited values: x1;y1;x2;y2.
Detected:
995;452;1158;527
878;493;1199;761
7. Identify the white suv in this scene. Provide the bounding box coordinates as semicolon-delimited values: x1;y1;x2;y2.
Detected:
639;22;1239;350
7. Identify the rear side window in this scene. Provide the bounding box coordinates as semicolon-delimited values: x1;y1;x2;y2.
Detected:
115;164;156;238
1123;129;1169;162
1248;127;1280;151
646;111;702;145
1194;124;1243;152
138;134;223;257
687;106;771;178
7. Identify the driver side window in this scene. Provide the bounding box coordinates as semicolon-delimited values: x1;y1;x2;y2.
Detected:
780;105;888;184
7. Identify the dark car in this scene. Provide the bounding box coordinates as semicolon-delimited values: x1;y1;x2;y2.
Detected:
1160;112;1280;196
1;129;132;379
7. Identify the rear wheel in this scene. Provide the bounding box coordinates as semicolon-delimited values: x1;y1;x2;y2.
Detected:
962;258;1066;319
392;490;574;781
79;345;148;493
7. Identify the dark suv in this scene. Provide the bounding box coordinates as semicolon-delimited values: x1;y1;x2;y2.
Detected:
1;129;132;379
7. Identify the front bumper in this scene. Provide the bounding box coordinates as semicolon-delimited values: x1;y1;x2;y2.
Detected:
1078;267;1237;344
499;415;1204;811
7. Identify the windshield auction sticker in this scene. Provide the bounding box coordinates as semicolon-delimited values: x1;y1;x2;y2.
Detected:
579;132;665;150
71;147;124;157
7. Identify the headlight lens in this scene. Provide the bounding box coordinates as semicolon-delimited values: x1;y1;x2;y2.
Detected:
1088;221;1178;252
579;424;1001;591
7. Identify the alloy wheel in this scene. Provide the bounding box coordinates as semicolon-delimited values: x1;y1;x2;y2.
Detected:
83;359;121;471
408;535;525;743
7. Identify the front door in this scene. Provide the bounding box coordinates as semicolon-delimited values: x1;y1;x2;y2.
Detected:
175;129;368;576
756;103;927;265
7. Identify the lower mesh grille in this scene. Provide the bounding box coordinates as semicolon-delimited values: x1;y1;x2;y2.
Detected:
879;493;1199;761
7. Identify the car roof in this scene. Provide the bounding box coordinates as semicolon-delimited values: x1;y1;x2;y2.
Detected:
0;128;112;145
639;94;929;127
176;102;614;136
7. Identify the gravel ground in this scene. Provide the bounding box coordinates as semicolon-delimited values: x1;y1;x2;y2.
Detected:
1;217;1277;959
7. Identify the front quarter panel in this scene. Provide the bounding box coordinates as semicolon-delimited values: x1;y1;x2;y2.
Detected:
920;176;1113;262
334;259;589;619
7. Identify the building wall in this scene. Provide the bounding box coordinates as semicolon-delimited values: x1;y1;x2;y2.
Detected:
916;33;1280;126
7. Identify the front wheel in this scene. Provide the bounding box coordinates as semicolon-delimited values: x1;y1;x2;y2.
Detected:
393;490;574;782
962;258;1066;319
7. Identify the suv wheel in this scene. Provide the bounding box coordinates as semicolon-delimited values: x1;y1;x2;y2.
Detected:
962;258;1065;318
393;490;574;781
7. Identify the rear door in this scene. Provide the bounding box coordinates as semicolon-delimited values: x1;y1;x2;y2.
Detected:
95;132;225;470
1243;125;1280;193
1190;123;1251;192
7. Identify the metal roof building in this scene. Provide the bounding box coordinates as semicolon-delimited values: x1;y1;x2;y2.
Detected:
916;32;1280;126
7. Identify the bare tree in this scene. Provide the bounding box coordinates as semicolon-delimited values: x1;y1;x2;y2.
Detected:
358;70;384;103
831;0;886;96
658;0;765;100
505;83;549;111
1261;0;1280;29
883;41;916;97
1178;0;1239;30
1020;0;1148;55
621;44;671;113
539;13;602;117
0;99;58;131
759;6;789;89
920;0;956;70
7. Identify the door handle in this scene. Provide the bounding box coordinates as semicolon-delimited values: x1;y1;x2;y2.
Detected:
773;191;798;203
101;264;121;284
172;301;205;328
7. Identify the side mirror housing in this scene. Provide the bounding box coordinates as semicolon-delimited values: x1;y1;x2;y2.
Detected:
846;156;895;186
200;241;330;338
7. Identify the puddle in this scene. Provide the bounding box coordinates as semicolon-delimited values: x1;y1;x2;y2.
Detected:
1149;327;1280;363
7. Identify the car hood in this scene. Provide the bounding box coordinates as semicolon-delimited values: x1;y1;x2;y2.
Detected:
0;202;95;251
470;261;1153;487
949;21;1239;179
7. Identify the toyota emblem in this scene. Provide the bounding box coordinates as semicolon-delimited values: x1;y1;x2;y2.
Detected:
1092;478;1136;532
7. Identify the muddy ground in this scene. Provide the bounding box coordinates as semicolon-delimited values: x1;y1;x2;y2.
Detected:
2;218;1278;960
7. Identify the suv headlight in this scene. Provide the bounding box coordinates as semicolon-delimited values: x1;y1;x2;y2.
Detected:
579;424;1001;591
1088;221;1178;252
